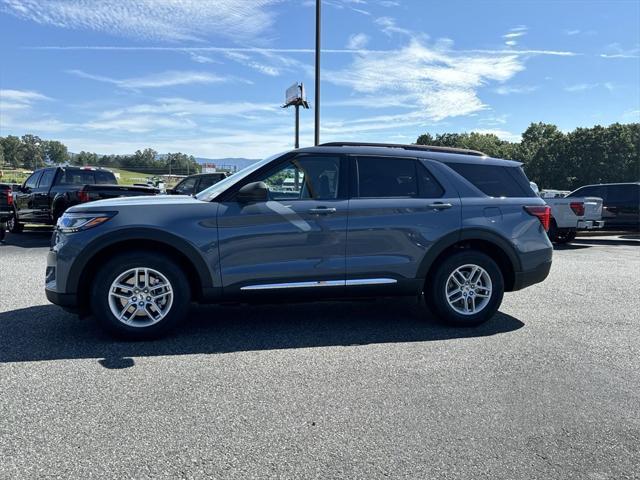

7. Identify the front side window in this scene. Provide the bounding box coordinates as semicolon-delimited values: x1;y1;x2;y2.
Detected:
356;156;418;198
38;169;56;188
25;171;42;189
198;175;223;191
259;156;341;201
175;177;197;194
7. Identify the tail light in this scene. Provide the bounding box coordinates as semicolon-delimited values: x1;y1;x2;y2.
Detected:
6;189;13;207
570;202;585;216
524;205;551;231
76;190;90;203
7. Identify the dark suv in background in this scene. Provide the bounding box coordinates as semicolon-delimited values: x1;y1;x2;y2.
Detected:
46;143;553;339
567;182;640;231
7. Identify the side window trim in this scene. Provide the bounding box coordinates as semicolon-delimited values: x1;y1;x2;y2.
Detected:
37;169;55;188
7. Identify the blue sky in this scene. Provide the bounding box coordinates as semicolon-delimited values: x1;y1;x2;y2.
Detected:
1;0;639;158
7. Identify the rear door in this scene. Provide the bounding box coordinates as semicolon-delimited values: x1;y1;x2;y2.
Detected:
346;155;461;294
217;154;349;294
605;184;640;229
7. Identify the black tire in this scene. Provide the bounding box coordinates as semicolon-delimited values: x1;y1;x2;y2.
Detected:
547;219;559;243
7;211;23;233
91;251;191;339
425;250;504;327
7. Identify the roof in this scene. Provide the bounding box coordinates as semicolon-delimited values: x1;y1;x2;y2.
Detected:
296;142;523;167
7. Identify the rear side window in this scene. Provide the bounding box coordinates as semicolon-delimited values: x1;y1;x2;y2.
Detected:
447;163;535;198
567;186;605;198
356;156;418;198
59;170;96;185
607;185;640;204
198;175;223;191
95;170;116;184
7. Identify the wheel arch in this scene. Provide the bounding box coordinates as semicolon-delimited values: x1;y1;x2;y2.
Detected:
68;228;215;309
418;228;521;292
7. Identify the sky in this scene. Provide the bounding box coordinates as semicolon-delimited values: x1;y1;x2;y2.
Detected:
0;0;639;159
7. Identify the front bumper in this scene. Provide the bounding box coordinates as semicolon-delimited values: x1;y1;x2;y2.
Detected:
45;288;78;307
577;219;604;230
45;248;79;308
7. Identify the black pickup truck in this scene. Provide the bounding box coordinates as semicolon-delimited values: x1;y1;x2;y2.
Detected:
8;166;158;233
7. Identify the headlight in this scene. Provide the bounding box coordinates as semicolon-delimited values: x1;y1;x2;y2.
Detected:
57;212;116;233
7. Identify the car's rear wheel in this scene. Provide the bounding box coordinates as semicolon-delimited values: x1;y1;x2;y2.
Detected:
426;250;504;327
91;252;190;339
7;210;23;233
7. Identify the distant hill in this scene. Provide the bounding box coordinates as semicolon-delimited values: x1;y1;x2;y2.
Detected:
195;157;259;172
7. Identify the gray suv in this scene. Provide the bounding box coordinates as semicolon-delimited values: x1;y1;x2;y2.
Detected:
46;143;553;338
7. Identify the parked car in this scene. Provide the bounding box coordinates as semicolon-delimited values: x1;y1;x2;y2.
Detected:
8;166;158;233
543;194;604;243
167;172;228;196
566;182;640;231
46;142;553;339
0;183;14;241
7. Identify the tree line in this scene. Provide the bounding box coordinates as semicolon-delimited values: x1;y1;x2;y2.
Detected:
417;122;639;190
0;134;201;176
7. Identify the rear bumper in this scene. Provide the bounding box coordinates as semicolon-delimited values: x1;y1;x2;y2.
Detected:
577;220;604;230
512;260;552;291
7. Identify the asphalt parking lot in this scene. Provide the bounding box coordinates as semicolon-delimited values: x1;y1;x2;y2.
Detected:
1;229;639;479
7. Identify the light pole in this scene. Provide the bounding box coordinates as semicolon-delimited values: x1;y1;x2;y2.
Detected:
314;0;321;146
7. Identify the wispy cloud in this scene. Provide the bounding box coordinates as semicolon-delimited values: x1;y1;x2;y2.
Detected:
323;37;527;121
1;0;280;42
473;129;521;142
564;83;599;92
375;17;413;37
600;43;640;59
188;52;218;64
346;33;370;50
0;89;52;110
494;85;538;95
503;26;527;47
66;69;236;89
224;52;281;76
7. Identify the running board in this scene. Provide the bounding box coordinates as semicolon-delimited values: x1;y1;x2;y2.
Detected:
240;278;397;291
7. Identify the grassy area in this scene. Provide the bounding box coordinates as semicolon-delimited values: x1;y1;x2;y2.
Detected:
1;166;180;188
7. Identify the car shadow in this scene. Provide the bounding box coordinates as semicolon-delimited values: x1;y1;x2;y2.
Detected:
0;300;524;368
0;228;53;248
552;243;591;250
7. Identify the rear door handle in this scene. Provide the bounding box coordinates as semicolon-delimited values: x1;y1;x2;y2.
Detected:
309;207;337;215
427;202;453;210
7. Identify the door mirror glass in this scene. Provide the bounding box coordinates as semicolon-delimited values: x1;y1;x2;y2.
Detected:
237;181;269;203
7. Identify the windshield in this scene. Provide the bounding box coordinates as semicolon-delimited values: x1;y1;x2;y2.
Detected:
195;152;286;202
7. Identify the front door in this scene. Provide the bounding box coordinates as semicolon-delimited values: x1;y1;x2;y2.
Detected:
14;170;43;221
217;154;348;295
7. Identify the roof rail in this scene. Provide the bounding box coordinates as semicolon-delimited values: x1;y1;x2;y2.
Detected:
319;141;486;157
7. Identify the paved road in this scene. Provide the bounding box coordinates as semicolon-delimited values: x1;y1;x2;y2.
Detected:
1;230;639;479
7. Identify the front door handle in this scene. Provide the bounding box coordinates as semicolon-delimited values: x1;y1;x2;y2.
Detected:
309;207;337;215
427;202;453;210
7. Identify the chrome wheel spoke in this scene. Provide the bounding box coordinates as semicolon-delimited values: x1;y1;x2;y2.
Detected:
445;264;493;316
108;267;173;328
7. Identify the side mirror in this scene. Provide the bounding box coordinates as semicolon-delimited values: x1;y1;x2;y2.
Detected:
236;181;268;203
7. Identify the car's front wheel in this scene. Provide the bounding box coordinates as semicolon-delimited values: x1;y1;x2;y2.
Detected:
426;250;504;327
91;252;190;339
7;210;23;233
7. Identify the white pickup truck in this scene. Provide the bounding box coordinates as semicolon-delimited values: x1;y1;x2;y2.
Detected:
529;183;604;243
539;189;604;243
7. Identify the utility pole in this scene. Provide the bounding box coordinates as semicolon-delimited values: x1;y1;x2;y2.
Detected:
314;0;321;145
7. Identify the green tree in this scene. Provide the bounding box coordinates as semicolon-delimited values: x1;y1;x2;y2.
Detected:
21;134;45;170
1;135;24;168
72;151;99;166
44;140;70;164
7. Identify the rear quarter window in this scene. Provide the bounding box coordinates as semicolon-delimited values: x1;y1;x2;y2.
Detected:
447;163;535;198
59;170;96;185
95;170;117;184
